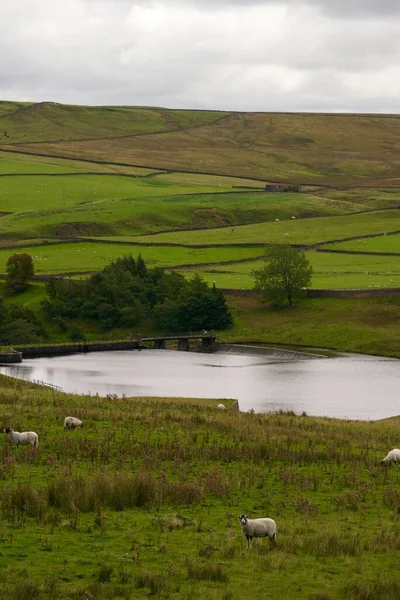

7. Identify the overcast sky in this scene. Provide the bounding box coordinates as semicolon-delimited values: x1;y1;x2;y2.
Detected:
1;0;400;112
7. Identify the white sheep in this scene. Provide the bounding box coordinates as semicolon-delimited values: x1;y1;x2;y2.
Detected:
217;403;226;410
381;449;400;465
64;416;84;430
239;514;277;548
4;427;38;448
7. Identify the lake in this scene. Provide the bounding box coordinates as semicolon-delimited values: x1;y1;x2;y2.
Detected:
0;346;399;420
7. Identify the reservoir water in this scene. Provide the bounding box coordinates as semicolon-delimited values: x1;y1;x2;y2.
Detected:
0;347;399;420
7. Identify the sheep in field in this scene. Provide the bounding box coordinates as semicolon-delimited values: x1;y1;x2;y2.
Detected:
4;427;38;448
239;514;277;548
381;449;400;465
217;403;226;410
64;416;83;430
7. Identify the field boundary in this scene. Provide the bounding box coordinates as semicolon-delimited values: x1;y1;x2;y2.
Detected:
316;248;400;257
222;288;400;298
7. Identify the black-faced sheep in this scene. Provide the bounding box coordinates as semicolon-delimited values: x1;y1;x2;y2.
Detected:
64;416;83;430
4;427;38;448
239;514;277;548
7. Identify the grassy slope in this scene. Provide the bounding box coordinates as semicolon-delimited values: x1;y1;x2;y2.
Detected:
0;100;33;116
0;173;235;214
225;295;400;357
0;375;399;600
3;109;400;185
0;103;226;143
0;101;399;357
0;152;161;177
0;191;370;238
133;209;400;246
318;187;400;210
325;233;400;252
0;243;263;275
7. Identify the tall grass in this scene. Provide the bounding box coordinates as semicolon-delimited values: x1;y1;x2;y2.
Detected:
0;375;399;599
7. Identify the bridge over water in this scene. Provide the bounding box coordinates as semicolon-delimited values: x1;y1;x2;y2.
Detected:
0;332;218;362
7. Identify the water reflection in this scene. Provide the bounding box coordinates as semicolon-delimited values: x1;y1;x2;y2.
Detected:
0;349;399;420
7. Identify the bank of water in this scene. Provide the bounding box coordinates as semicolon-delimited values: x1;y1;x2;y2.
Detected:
0;346;399;420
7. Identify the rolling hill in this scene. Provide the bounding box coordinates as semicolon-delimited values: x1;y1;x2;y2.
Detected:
2;103;400;186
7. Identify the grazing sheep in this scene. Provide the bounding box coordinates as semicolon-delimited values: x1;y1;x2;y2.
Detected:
4;427;38;448
239;514;276;548
381;449;400;465
217;403;226;410
64;416;83;430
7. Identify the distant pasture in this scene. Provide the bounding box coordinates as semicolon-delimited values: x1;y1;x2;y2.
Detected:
324;233;400;253
0;151;161;176
0;242;262;275
0;240;399;290
319;186;400;210
0;173;234;214
134;210;400;247
181;251;400;290
0;190;356;238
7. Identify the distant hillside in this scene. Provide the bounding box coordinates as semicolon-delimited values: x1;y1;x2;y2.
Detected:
1;102;400;186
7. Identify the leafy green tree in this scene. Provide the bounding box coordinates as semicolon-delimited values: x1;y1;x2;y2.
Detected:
5;253;34;296
156;274;233;332
252;245;313;307
42;256;233;333
0;300;46;344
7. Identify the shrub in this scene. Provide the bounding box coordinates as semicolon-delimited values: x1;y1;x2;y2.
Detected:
135;571;167;595
186;559;229;583
97;564;113;583
343;577;400;600
2;483;43;525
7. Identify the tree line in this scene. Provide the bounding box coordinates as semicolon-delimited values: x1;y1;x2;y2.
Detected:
0;246;313;344
42;254;233;336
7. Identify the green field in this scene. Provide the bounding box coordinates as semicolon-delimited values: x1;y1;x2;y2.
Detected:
1;240;399;289
0;243;263;275
0;153;163;178
182;251;400;290
0;173;237;214
0;374;399;600
134;209;400;246
1;189;370;239
325;233;400;253
153;171;265;188
225;295;400;357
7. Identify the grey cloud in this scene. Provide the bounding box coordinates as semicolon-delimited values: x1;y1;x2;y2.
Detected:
126;0;400;19
1;0;400;113
105;0;400;18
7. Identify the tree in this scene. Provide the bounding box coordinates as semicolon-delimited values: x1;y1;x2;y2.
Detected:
155;274;233;332
42;256;233;333
252;245;313;307
0;300;46;344
5;253;34;296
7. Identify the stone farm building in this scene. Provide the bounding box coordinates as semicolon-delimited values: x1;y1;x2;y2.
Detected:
264;182;304;192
